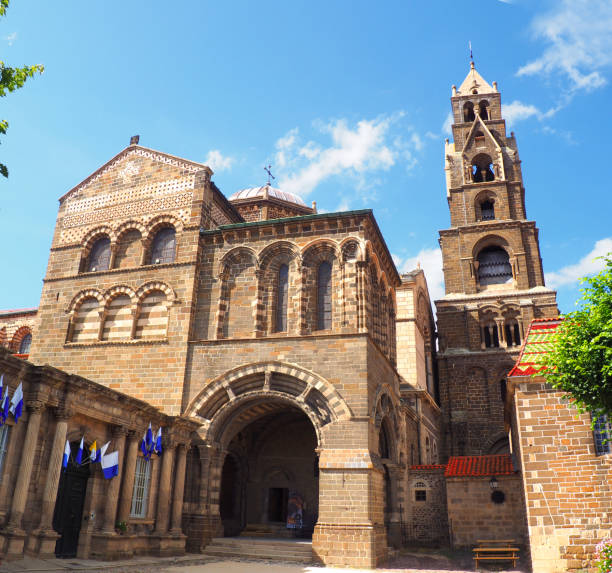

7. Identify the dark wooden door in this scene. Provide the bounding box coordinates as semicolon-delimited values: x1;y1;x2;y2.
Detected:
53;445;90;558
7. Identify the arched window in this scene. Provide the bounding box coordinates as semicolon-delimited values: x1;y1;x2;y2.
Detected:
479;100;489;120
463;101;475;122
317;261;332;330
477;246;512;286
425;436;431;464
504;320;521;347
19;333;32;354
472;154;495;182
150;228;176;264
500;379;507;402
379;423;390;459
480;199;495;220
87;237;111;272
275;264;289;333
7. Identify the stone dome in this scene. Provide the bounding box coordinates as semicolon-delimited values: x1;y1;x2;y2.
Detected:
228;184;308;207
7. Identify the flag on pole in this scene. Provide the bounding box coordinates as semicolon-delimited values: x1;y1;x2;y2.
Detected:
1;389;8;423
101;450;119;479
89;440;98;463
76;436;84;465
9;382;23;424
100;441;110;459
154;427;162;455
141;422;154;460
62;440;71;468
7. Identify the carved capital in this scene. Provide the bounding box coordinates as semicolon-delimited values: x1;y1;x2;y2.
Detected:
27;400;46;414
111;424;129;438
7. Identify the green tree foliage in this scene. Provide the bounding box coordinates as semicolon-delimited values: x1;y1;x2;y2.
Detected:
0;0;43;177
544;254;612;420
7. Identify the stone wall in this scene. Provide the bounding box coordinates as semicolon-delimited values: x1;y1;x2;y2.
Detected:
0;310;37;354
446;474;526;547
405;466;449;546
510;377;612;572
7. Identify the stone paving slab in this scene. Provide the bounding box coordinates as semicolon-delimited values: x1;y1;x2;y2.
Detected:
0;552;528;573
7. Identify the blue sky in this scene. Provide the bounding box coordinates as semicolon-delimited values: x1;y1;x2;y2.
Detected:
1;0;611;314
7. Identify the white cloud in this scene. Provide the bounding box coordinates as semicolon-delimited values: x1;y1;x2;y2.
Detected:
275;113;421;198
546;238;612;288
442;112;453;136
517;0;612;93
204;149;234;173
397;247;445;304
502;100;541;126
5;32;16;46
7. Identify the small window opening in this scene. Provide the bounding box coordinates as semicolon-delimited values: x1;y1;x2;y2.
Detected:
276;264;289;332
480;200;495;220
19;333;32;355
317;261;332;330
474;131;486;147
472;154;495;182
482;323;500;348
472;89;478;95
491;490;506;504
415;489;427;502
477;246;512;286
479;101;489;120
500;379;507;402
463;102;475;122
504;322;521;346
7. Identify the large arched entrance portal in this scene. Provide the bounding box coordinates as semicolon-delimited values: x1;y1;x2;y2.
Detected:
219;404;318;538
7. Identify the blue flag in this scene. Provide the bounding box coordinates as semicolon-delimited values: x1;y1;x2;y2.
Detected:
142;422;154;460
75;436;84;464
9;382;23;424
0;387;9;426
101;450;119;479
154;427;162;455
62;440;70;468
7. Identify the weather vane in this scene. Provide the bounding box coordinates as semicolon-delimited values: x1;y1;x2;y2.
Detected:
469;40;473;63
264;164;275;186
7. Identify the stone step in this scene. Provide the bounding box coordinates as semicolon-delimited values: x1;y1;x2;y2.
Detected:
204;537;313;563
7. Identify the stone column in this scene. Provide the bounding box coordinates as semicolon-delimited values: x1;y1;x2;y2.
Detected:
154;442;175;533
170;444;187;534
102;426;127;533
38;408;71;530
116;430;139;525
7;401;45;530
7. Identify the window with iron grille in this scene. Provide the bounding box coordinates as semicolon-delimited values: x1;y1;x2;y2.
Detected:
130;457;152;518
317;261;332;330
87;237;111;272
150;228;176;264
0;425;10;482
276;264;289;332
19;333;32;354
593;415;611;456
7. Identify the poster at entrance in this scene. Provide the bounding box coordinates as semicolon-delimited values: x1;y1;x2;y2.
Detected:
286;491;303;529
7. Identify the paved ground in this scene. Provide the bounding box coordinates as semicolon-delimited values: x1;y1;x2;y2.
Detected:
0;552;528;573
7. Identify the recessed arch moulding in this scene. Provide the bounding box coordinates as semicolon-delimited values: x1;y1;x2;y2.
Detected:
183;360;405;568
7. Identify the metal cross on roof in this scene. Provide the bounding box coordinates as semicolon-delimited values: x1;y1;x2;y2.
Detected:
264;164;275;186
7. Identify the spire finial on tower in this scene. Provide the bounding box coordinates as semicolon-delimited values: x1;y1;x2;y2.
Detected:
469;40;474;67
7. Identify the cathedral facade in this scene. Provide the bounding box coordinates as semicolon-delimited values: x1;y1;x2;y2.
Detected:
0;65;609;572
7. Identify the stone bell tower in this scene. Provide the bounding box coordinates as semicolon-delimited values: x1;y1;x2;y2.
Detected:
435;62;558;459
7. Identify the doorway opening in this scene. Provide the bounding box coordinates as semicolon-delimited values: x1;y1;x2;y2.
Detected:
52;440;91;558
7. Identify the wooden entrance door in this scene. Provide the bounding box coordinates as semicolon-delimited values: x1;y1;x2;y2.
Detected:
52;445;90;558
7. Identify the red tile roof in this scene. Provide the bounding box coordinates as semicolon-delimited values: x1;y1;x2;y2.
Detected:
0;307;38;317
410;464;446;471
508;318;562;377
445;454;516;477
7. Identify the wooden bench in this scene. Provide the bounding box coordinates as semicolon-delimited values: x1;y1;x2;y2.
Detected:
473;540;519;569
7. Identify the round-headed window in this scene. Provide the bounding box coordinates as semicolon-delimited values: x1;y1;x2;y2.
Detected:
477;246;512;286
